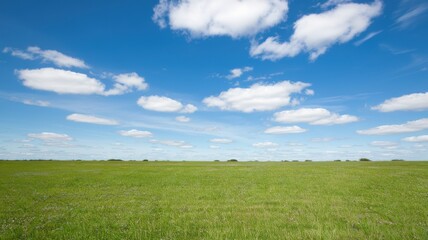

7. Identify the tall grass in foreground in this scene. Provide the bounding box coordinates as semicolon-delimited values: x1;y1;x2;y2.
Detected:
0;161;427;239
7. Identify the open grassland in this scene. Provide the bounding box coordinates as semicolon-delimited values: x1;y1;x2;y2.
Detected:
0;161;427;239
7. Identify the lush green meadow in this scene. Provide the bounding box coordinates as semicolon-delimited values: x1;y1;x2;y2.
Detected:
0;161;427;239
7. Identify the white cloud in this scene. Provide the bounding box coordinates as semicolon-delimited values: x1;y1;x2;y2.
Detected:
210;138;232;144
26;46;89;68
357;118;428;135
250;1;382;60
210;145;220;149
17;68;105;95
137;95;197;113
354;30;382;46
273;108;358;125
370;141;398;147
402;135;428;142
203;81;310;112
320;0;351;9
264;126;307;134
153;0;288;38
22;99;50;107
311;137;334;142
150;139;192;148
305;89;315;96
66;113;119;125
395;4;428;29
372;92;428;112
16;68;147;96
176;116;190;122
119;129;153;138
226;66;253;79
181;104;198;113
253;141;278;148
28;132;72;142
3;47;35;60
104;72;148;96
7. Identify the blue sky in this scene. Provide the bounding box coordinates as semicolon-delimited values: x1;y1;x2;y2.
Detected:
0;0;427;161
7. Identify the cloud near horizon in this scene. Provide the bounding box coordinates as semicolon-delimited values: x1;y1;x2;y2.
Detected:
28;132;72;142
357;118;428;135
273;108;358;125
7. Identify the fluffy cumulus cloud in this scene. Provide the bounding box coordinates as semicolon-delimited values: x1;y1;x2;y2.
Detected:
16;68;147;96
372;92;428;112
119;129;153;138
210;138;232;144
17;68;105;95
104;73;148;95
137;95;197;113
153;0;288;38
226;66;253;79
203;81;310;112
250;0;382;60
66;113;118;125
273;108;358;125
4;46;88;68
28;132;72;142
357;118;428;135
252;141;278;148
402;135;428;142
264;126;306;134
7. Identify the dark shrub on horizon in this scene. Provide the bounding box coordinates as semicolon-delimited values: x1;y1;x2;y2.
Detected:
214;160;220;162
334;160;341;162
305;160;312;162
143;159;149;162
359;158;371;161
107;159;123;161
227;159;238;162
392;159;404;161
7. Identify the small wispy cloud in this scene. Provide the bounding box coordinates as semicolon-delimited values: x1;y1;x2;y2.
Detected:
354;31;382;46
226;66;253;80
4;46;89;68
395;3;428;29
22;99;50;107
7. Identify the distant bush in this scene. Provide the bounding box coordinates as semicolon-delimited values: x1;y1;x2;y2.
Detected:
282;160;289;162
391;159;404;161
305;160;312;162
292;160;299;162
227;159;238;162
359;158;371;162
107;159;123;161
345;160;351;162
214;160;220;162
143;159;149;162
334;160;341;162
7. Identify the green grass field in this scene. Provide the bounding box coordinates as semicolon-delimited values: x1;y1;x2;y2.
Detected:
0;161;427;239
